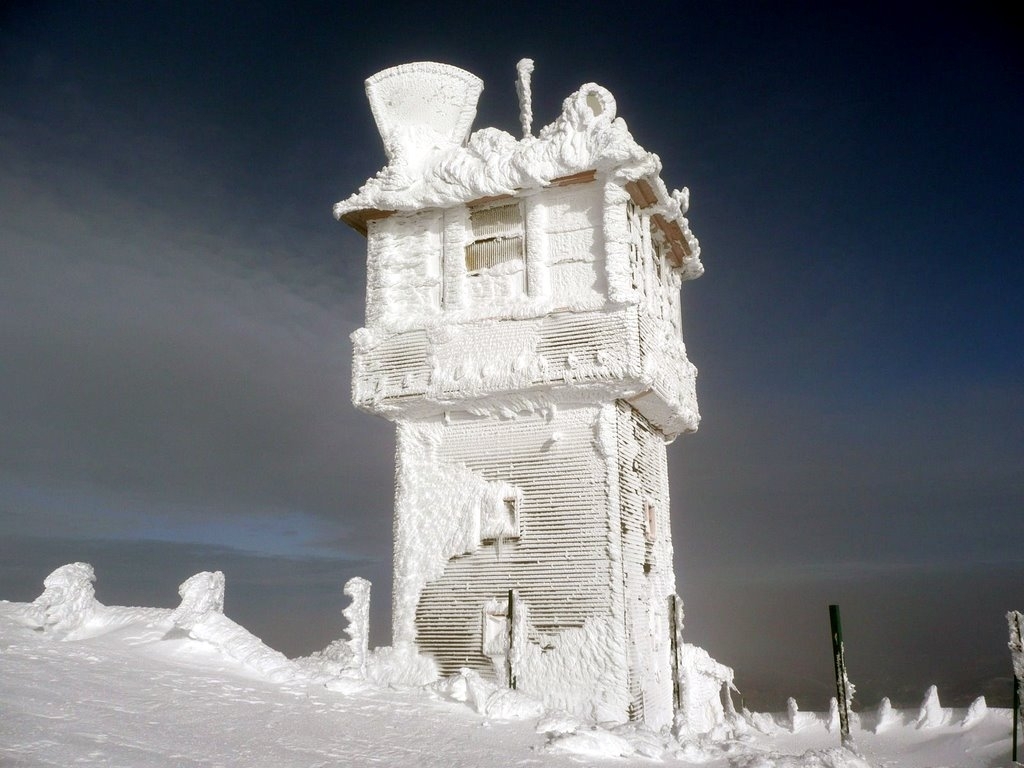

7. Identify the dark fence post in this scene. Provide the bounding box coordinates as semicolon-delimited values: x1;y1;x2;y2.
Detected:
1013;674;1019;764
829;604;852;746
1010;611;1023;764
669;593;684;711
507;588;517;690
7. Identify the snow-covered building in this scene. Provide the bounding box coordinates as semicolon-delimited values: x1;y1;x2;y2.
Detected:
335;61;704;728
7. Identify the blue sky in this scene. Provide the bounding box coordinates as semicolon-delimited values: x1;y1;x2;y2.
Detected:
1;1;1021;708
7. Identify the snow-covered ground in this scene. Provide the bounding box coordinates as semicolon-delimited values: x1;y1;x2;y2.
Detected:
1;593;1016;768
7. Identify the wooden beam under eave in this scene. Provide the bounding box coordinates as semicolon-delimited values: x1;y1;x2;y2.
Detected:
466;192;516;208
625;179;659;208
340;208;395;237
550;170;597;187
651;214;691;267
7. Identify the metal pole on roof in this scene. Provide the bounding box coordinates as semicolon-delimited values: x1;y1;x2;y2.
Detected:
829;604;852;746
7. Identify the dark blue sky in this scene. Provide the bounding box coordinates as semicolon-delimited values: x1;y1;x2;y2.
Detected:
1;2;1021;708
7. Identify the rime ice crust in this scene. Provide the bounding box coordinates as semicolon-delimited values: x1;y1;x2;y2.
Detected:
336;75;701;281
22;562;100;636
338;62;712;731
365;62;484;170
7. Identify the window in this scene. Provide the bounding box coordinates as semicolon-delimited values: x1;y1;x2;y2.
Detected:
464;201;526;296
481;600;510;658
481;494;520;542
644;499;657;543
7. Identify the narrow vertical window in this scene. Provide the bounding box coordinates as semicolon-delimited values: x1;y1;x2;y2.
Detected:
465;200;526;298
644;499;657;543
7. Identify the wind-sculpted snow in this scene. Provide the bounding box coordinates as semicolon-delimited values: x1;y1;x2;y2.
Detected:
0;589;1015;767
674;641;740;738
168;570;306;684
728;748;874;768
916;685;946;728
430;668;544;720
170;570;225;629
21;562;100;636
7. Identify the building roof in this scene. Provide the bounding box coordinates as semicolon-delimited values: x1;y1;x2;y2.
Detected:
335;63;702;279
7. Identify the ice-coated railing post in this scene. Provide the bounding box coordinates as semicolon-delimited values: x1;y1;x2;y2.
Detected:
343;577;371;674
829;604;852;746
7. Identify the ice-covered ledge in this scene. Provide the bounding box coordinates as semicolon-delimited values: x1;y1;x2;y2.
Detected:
335;62;701;279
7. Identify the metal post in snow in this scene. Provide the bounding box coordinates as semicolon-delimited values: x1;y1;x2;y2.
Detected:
1013;674;1019;764
1010;611;1023;764
507;588;517;690
829;604;852;746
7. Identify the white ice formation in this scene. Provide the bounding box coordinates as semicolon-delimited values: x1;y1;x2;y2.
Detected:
336;64;701;284
311;577;377;693
516;58;535;139
785;697;818;734
337;60;720;732
22;562;100;637
431;668;545;720
916;685;946;728
342;577;371;672
873;697;898;733
170;570;225;629
826;697;841;733
362;644;439;689
172;570;300;683
673;642;739;738
961;696;987;728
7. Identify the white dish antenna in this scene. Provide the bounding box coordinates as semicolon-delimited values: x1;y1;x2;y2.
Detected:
365;62;484;163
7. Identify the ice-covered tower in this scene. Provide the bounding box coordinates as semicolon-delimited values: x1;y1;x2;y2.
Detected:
335;61;703;728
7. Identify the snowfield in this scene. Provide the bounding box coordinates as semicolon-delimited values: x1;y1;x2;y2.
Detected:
0;582;1016;767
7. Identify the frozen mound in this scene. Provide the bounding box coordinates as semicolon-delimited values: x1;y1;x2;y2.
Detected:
915;685;947;729
547;727;637;759
728;748;873;768
363;643;439;689
170;570;225;628
430;668;543;720
545;721;670;760
21;562;101;636
872;697;899;733
170;570;303;684
961;696;987;728
674;640;740;738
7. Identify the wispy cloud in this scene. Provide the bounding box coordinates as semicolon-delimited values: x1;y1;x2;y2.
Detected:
0;111;393;562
